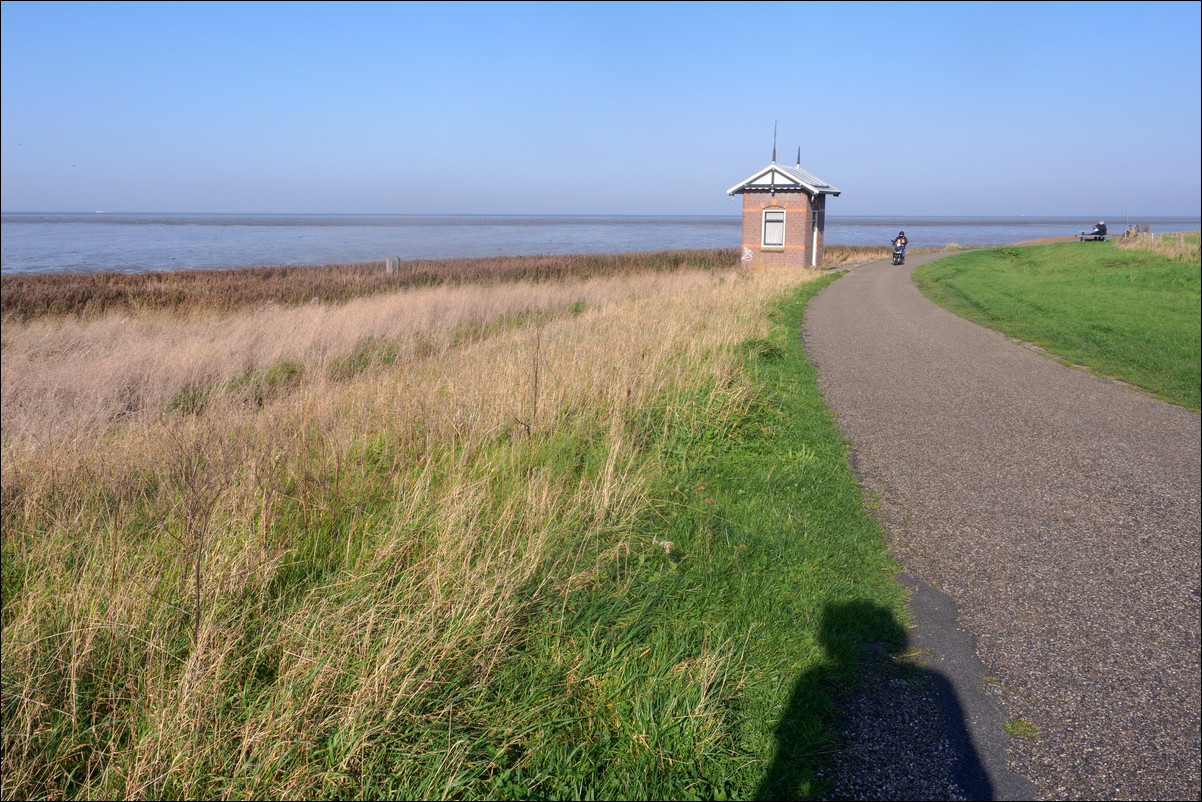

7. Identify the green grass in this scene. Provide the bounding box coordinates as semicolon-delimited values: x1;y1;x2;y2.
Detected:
912;240;1202;411
1003;719;1039;741
475;275;909;800
351;274;909;800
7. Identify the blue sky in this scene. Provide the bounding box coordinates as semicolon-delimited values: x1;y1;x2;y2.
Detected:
2;0;1199;216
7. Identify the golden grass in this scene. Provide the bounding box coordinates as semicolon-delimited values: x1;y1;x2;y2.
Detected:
1;262;821;799
1113;230;1201;262
1;270;723;445
821;245;891;265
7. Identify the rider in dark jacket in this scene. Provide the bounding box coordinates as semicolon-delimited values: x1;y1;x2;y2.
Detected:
893;231;908;257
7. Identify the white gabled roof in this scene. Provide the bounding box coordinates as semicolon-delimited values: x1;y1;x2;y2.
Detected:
726;162;841;197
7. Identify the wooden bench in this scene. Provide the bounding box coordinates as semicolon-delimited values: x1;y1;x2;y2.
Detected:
1078;231;1108;242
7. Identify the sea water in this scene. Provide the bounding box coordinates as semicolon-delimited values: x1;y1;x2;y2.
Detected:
2;213;1198;274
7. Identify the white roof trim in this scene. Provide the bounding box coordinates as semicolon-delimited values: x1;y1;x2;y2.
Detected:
726;163;841;197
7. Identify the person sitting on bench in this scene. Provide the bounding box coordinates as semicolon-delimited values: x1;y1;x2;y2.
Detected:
1090;221;1107;237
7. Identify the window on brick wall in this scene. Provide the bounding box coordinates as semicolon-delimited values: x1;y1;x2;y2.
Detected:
762;209;785;248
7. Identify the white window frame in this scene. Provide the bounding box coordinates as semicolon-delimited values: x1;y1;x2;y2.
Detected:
762;209;786;249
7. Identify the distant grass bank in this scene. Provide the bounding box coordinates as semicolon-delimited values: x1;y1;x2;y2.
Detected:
912;235;1201;411
3;265;905;799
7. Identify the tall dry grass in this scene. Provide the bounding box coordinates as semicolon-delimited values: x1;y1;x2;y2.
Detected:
1;245;894;322
2;263;821;799
820;244;890;265
0;249;739;320
1113;230;1201;262
2;270;723;445
813;244;963;267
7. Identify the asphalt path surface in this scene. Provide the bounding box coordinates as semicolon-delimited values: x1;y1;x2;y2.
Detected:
802;252;1201;800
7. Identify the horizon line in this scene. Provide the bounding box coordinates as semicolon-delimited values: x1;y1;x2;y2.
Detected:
4;211;1200;219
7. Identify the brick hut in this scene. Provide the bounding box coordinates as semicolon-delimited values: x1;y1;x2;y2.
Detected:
727;153;840;269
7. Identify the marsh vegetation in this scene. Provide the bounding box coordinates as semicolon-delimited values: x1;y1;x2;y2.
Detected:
2;249;907;799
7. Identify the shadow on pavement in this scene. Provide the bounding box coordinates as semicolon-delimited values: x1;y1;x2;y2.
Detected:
755;600;993;801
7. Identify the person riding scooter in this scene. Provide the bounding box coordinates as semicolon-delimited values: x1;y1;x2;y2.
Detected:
892;231;908;265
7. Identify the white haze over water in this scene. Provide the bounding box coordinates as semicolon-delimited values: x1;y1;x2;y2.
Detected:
2;214;1199;275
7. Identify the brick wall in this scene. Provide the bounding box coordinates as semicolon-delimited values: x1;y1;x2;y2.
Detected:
738;190;824;269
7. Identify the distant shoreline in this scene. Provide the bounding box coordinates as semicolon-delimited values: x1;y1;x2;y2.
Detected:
3;214;1199;275
4;212;1200;220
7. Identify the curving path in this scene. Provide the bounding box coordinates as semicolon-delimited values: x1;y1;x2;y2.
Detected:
803;253;1201;800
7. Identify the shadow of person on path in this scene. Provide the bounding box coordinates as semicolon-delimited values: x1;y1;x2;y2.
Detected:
755;600;993;801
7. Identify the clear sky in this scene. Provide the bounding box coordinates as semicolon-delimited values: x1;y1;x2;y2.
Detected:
2;0;1199;216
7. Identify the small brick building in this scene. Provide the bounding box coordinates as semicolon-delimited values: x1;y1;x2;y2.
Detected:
727;157;840;269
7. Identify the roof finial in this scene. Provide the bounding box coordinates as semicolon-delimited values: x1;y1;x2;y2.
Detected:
772;120;777;163
796;146;801;168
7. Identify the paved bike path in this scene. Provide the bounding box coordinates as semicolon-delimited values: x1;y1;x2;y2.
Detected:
802;253;1201;800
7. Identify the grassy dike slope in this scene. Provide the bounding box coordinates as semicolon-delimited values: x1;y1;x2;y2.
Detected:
2;268;905;800
912;235;1201;411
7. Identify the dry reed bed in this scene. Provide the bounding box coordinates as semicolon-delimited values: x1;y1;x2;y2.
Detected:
2;265;819;799
0;245;894;321
0;249;740;319
1;269;725;445
1113;229;1201;262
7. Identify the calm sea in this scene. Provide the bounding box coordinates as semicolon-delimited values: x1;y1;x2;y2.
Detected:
2;213;1198;275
